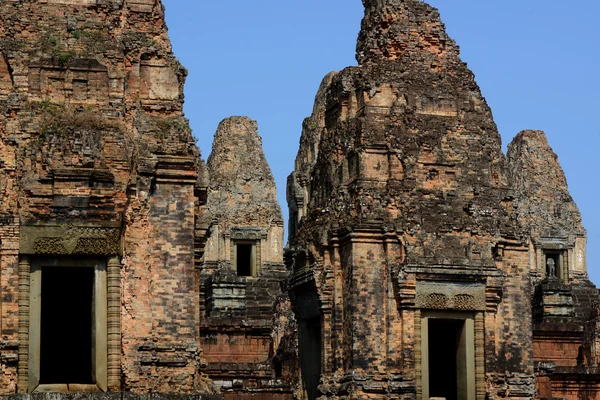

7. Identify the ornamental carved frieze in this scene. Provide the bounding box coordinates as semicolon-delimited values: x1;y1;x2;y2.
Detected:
20;223;121;256
228;226;267;241
415;281;486;311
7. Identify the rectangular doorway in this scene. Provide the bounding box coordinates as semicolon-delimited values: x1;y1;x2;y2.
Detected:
236;243;253;276
428;319;464;400
421;312;475;400
299;316;322;400
40;267;94;384
28;258;108;392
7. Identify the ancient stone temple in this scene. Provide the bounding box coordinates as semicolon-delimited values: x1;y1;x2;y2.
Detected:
0;0;214;394
508;131;600;399
0;0;598;400
197;116;292;398
286;1;600;399
0;0;293;396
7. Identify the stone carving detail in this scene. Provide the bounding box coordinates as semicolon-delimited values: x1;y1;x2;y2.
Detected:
416;282;486;311
22;225;121;256
73;237;117;255
547;258;556;278
229;227;266;241
454;294;476;310
425;293;449;309
32;238;68;255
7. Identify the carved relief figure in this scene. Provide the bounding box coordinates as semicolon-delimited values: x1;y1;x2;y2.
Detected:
547;257;556;278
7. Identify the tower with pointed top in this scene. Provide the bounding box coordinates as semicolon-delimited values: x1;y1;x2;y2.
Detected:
287;0;536;398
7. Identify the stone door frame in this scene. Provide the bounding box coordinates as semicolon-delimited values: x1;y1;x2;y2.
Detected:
416;310;484;400
18;255;121;393
28;257;107;392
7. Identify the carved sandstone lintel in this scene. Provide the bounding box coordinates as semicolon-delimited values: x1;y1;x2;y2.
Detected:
20;224;121;256
229;226;268;241
415;281;486;311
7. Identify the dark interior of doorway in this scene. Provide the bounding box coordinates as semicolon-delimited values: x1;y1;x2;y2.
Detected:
428;318;465;400
300;316;321;400
40;266;94;384
236;244;253;276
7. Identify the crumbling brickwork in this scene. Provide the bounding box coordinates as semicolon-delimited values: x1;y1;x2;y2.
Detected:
286;1;597;399
198;117;295;399
508;130;600;399
0;0;212;394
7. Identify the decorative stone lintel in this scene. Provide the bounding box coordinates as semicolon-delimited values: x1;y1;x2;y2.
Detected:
415;281;486;311
20;222;121;256
229;226;267;241
534;236;576;250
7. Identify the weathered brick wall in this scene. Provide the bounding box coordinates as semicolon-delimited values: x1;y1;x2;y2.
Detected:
486;245;535;397
508;131;600;398
0;0;211;394
199;117;293;398
122;182;203;392
0;218;19;391
287;0;536;398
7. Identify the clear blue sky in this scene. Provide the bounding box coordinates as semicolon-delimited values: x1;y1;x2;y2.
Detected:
163;0;600;285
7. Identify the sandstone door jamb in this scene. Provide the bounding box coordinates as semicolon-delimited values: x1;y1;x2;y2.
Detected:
17;256;30;393
107;256;121;391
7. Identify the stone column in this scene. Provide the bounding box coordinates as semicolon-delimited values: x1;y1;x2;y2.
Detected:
415;309;423;400
107;256;121;391
475;312;485;400
17;256;30;393
255;240;261;275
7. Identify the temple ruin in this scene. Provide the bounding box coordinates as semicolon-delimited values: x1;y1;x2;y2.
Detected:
0;0;597;399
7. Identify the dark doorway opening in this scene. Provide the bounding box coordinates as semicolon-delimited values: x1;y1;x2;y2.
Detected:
40;266;94;384
299;316;321;400
236;244;253;276
273;358;282;378
428;318;465;400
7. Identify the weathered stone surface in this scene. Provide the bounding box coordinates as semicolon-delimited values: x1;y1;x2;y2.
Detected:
205;117;283;235
199;117;293;398
508;131;600;398
508;130;584;238
508;130;588;281
0;0;598;399
286;1;596;399
357;0;460;67
0;0;212;395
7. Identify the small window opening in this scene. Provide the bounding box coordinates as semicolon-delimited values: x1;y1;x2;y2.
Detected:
40;267;94;384
236;243;253;277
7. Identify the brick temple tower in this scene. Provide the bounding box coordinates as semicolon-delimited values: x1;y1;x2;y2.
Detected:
0;0;212;394
197;117;292;398
287;1;600;400
0;0;598;399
